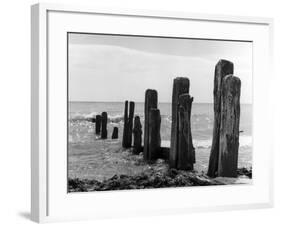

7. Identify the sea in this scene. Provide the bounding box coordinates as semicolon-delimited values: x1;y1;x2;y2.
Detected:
68;102;252;180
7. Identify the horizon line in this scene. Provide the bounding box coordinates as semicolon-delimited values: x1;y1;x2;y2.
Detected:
69;100;252;105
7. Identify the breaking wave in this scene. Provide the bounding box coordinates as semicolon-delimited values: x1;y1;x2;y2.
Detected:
161;135;252;150
69;112;125;123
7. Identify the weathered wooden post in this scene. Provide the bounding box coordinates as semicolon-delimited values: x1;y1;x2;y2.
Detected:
112;127;118;139
143;89;158;160
122;101;135;148
95;115;101;134
177;94;195;170
169;77;190;168
148;108;161;160
207;59;234;177
127;101;135;146
218;75;241;177
133;116;142;154
101;112;108;139
122;101;129;147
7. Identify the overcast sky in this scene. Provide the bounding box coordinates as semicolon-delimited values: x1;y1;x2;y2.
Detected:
68;33;252;104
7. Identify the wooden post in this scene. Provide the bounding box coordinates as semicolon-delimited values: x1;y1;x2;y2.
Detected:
143;89;158;160
207;60;234;177
148;108;161;160
127;101;135;147
95;115;101;134
111;127;118;139
133;116;142;154
169;77;190;168
122;101;135;148
122;101;128;147
218;75;241;177
101;112;108;139
177;94;195;170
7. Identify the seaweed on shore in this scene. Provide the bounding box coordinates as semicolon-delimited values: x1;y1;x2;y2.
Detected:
68;168;232;192
237;167;252;179
68;146;252;193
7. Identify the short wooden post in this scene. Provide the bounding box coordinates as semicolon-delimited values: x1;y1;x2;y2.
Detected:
111;127;118;139
101;112;108;139
148;108;161;160
143;89;158;160
169;77;190;168
133;116;142;154
207;59;234;177
177;94;195;170
218;75;241;177
95;115;101;134
122;101;129;147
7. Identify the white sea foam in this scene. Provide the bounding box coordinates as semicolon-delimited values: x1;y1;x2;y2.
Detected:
108;114;124;123
70;112;124;123
70;112;98;120
161;135;252;150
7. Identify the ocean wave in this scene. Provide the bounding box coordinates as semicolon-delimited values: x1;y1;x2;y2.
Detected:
70;112;125;123
161;135;252;150
70;112;98;120
70;113;211;124
109;115;124;123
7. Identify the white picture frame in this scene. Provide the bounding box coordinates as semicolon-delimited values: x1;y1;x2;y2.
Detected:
31;3;274;223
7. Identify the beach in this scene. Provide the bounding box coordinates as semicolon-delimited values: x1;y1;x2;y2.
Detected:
68;102;252;191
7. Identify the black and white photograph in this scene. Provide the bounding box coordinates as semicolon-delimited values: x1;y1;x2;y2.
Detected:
67;33;253;192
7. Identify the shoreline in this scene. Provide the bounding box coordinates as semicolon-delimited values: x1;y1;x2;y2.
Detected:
68;155;252;192
68;142;252;182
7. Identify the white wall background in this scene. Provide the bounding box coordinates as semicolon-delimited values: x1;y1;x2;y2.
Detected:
0;0;280;225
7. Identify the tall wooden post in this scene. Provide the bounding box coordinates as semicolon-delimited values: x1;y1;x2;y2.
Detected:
143;89;158;160
122;101;135;148
95;115;101;134
169;77;190;168
122;101;129;147
101;112;108;139
218;75;241;177
148;108;161;160
207;60;234;177
177;94;195;170
127;101;135;147
133;116;142;154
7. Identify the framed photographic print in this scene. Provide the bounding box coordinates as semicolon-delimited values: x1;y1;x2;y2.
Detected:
31;3;274;223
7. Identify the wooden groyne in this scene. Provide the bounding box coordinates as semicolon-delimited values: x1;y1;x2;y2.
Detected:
91;59;241;179
122;100;135;148
95;115;101;135
177;93;195;170
143;89;159;161
217;75;241;177
207;60;241;177
169;77;195;170
148;108;161;160
122;101;129;146
208;60;234;177
127;101;135;146
133;116;142;154
101;112;108;139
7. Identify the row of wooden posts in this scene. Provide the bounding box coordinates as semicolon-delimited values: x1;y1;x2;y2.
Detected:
93;112;118;139
93;59;241;178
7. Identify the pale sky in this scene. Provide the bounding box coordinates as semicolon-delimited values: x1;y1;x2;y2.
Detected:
68;33;252;104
